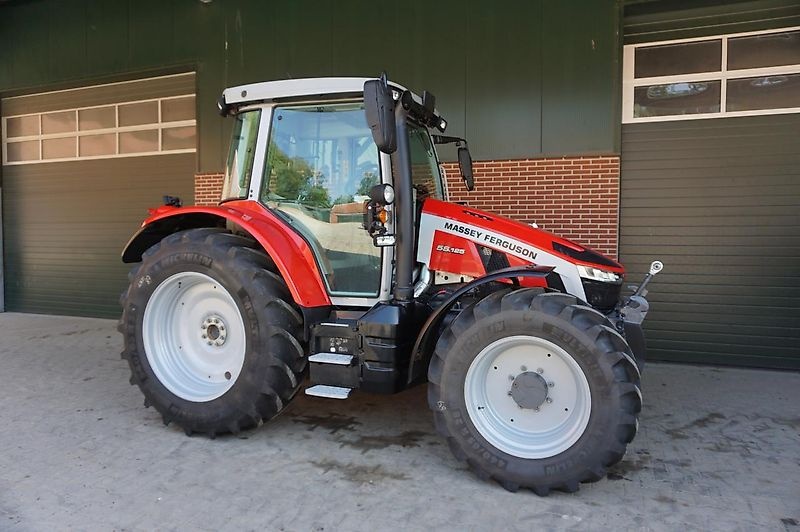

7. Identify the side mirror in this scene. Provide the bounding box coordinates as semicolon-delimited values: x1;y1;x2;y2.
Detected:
364;75;397;154
458;146;475;191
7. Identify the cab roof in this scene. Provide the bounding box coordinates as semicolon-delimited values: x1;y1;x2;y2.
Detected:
222;77;407;106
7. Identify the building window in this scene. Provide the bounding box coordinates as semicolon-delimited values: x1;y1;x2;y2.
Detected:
2;95;196;165
623;27;800;123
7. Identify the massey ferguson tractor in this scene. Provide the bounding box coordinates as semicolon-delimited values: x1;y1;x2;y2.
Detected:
119;74;662;495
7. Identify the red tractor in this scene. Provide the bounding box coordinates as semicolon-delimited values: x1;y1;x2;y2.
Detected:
119;74;662;494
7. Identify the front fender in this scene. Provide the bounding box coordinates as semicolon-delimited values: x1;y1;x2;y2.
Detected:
121;201;331;308
407;265;554;385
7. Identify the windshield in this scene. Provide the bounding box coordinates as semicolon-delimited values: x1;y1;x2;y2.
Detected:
408;123;445;201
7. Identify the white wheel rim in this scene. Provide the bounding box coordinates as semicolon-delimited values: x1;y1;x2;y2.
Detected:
464;335;592;459
143;271;246;402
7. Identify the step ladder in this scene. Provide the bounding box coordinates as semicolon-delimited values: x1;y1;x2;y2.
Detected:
304;352;355;399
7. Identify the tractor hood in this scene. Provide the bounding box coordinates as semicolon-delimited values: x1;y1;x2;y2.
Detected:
417;198;623;277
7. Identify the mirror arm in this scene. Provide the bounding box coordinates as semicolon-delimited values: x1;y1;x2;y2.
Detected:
432;134;467;147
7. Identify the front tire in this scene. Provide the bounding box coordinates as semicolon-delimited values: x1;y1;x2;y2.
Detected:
428;288;641;495
119;229;306;436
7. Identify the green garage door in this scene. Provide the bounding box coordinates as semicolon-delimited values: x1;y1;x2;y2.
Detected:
620;114;800;369
1;74;196;318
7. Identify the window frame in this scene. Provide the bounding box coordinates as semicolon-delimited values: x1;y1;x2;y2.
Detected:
623;26;800;123
220;108;263;203
1;94;196;165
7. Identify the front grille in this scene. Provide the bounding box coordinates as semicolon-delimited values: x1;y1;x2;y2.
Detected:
581;279;622;313
478;245;510;273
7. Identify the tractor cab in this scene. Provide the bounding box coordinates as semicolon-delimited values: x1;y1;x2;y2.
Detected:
217;77;454;307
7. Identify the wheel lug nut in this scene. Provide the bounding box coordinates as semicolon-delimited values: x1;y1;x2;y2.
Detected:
534;407;540;412
507;391;513;396
546;397;553;404
536;368;544;374
548;381;555;387
202;334;207;339
207;341;213;345
509;375;515;381
520;365;527;372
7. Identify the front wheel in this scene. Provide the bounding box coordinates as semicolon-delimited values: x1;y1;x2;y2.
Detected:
428;288;641;495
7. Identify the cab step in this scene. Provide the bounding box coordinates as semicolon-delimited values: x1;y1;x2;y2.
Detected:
308;353;354;365
304;384;352;400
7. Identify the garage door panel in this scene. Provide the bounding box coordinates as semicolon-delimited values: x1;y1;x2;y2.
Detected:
643;282;800;299
622;224;797;238
622;151;800;168
648;338;799;359
3;153;194;317
649;310;799;331
622;204;798;218
615;234;800;248
650;290;797;307
649;320;799;340
622;144;800;162
622;114;800;138
621;214;799;227
620;114;800;368
622;193;799;209
619;254;799;269
622;183;800;199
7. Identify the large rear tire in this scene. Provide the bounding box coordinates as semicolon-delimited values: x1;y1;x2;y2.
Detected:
428;288;641;495
119;228;306;436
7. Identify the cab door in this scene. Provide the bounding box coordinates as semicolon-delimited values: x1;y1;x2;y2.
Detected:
260;102;393;305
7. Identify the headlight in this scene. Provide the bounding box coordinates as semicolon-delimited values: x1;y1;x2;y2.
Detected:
577;265;622;284
369;183;395;205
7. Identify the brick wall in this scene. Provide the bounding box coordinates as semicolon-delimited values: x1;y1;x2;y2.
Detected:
195;173;225;207
193;154;620;257
442;156;620;257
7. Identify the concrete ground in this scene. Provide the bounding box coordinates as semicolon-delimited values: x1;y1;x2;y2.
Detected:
0;313;798;532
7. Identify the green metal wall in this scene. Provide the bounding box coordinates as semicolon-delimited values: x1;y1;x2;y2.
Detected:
0;0;622;171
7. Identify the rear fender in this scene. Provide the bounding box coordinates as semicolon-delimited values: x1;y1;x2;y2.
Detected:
408;265;553;385
121;202;331;308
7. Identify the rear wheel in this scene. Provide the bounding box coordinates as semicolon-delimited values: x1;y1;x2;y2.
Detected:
428;288;641;494
119;228;306;436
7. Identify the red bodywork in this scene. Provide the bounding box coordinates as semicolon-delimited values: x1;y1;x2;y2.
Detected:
138;200;331;307
131;197;622;309
422;198;623;279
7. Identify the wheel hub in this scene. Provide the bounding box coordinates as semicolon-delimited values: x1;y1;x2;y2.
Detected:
510;371;549;410
202;315;227;347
